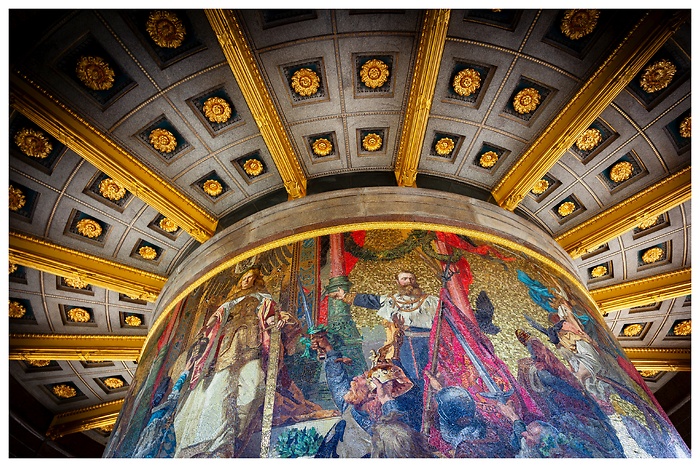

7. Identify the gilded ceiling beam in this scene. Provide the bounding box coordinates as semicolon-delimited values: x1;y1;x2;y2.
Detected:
206;9;307;199
9;71;217;243
46;400;123;440
623;348;691;372
9;334;145;362
395;9;451;187
590;267;691;315
9;230;167;302
492;10;689;211
555;167;691;258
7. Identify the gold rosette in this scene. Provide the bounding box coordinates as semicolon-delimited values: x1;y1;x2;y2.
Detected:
639;370;660;378
679;116;691;138
291;68;320;96
27;360;51;367
513;87;541;114
67;307;91;323
576;128;602;151
76;219;103;238
642;246;664;264
362;133;383;152
673;320;691;336
203;97;232;123
75;56;115;91
125;315;142;327
52;384;77;399
9;300;27;319
9;262;18;275
623;323;644;337
14;128;53;159
557;201;575;217
610;161;633;183
452;68;481;97
99;178;127;201
149;128;177;153
640;59;677;93
146;11;186;48
637;216;659;230
159;217;178;233
435;137;455;156
312;138;333;156
531;179;550;195
65;277;89;289
590;265;608;278
104;377;124;389
560;9;600;40
479;151;498;168
9;185;26;211
360;59;390;89
202;179;223;196
139;246;158;260
243;159;264;176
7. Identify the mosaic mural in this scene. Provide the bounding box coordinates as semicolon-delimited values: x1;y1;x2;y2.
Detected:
105;229;689;458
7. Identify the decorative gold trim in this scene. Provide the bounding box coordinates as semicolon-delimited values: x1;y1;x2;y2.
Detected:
9;333;145;361
46;400;123;439
9;71;217;242
590;268;691;315
203;97;232;123
362;133;383;152
9;231;166;302
555;167;690;258
206;10;307;199
360;59;390;89
75;56;115;91
394;9;451;187
146;10;186;49
492;11;688;211
623;347;690;372
452;68;481;97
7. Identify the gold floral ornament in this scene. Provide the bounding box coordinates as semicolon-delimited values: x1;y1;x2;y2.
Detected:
9;300;27;319
609;161;634;183
312;138;333;156
673;319;691;336
203;97;232;123
243;159;264;177
679;116;691;138
104;377;124;389
14;128;53;159
560;9;600;40
291;68;320;96
639;370;660;378
75;56;115;91
479;151;499;168
557;201;576;217
360;59;390;89
435;137;455;156
9;262;18;275
202;179;223;197
159;217;178;233
452;68;481;97
641;246;664;264
99;178;127;201
531;179;550;195
639;59;677;93
362;133;383;152
9;185;26;211
52;384;77;399
591;265;608;278
575;128;602;151
623;323;644;337
512;87;541;114
139;246;158;260
637;216;660;230
64;277;89;289
149;128;177;153
76;218;103;238
146;10;186;49
27;359;50;367
67;307;91;323
125;315;142;327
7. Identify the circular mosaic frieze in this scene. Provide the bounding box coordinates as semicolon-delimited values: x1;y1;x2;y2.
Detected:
609;161;634;183
435;137;455;156
312;138;333;156
149;128;177;153
67;307;91;323
159;217;178;233
360;59;390;89
452;68;481;97
639;59;677;94
202;179;223;197
673;320;691;336
125;315;142;327
531;179;550;195
560;9;600;40
65;277;89;289
75;56;115;91
591;265;608;278
203;97;232;123
575;128;602;151
52;384;77;399
243;159;264;177
679;116;691;138
146;10;186;48
139;246;158;260
362;133;383;152
104;377;125;389
9;300;26;319
623;323;644;337
76;219;103;238
479;151;499;168
513;87;541;114
641;246;664;264
99;178;127;201
9;185;26;211
557;201;576;217
291;68;320;96
14;128;53;159
27;359;51;367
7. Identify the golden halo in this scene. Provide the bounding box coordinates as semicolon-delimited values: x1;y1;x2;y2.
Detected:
99;178;127;201
9;300;27;319
9;185;26;211
146;11;186;48
202;179;223;196
149;128;177;153
67;307;91;323
243;159;264;176
312;138;333;156
76;56;115;91
203;97;232;123
291;68;320;96
575;128;602;151
557;201;576;217
641;246;664;264
610;161;634;183
435;137;455;156
14;128;53;159
159;217;178;233
479;151;499;168
76;219;103;238
139;246;158;260
531;179;550;195
362;133;383;152
360;59;390;89
560;9;600;40
513;87;541;114
640;59;677;93
452;68;481;97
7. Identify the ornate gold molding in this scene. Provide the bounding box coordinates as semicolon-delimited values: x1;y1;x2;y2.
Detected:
590;268;691;315
395;9;451;187
46;400;123;439
9;231;167;302
492;10;689;211
206;9;307;199
556;167;691;258
623;347;691;372
9;71;217;242
9;333;145;361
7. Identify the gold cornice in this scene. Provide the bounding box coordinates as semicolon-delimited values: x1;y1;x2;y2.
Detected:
9;230;167;302
492;10;688;211
623;347;691;372
46;400;123;439
9;333;145;361
206;9;307;199
590;267;691;315
556;167;691;258
394;9;451;187
9;71;217;242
